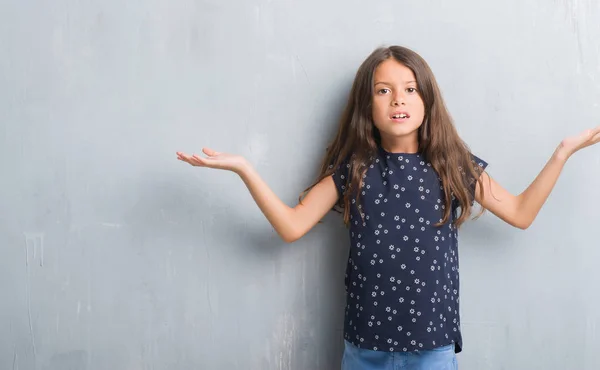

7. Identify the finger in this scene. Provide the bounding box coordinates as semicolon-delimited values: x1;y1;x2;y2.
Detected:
177;152;193;162
191;154;210;166
202;148;219;157
178;153;201;166
177;151;192;159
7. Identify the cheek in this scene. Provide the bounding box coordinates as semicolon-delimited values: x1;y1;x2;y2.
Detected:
372;101;386;118
413;99;425;117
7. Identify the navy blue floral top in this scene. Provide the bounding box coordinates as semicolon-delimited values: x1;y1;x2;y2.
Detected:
331;147;487;354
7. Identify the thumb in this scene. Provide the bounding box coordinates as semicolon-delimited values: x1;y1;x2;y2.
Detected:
202;148;219;157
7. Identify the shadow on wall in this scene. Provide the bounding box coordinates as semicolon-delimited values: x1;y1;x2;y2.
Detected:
116;167;350;366
121;173;289;261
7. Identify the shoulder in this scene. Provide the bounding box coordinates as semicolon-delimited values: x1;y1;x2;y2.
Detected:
469;153;488;171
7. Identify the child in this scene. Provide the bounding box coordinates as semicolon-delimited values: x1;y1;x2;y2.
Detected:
177;45;600;370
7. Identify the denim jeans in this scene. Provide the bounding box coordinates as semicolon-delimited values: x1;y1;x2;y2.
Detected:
341;340;458;370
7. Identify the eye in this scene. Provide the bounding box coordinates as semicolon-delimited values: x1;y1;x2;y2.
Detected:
407;87;418;93
377;88;391;94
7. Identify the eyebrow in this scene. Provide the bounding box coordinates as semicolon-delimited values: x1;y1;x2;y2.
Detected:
374;81;417;86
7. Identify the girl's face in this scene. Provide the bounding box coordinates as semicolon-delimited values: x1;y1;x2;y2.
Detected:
371;59;425;152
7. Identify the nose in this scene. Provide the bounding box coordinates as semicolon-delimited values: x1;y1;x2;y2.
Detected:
392;91;405;106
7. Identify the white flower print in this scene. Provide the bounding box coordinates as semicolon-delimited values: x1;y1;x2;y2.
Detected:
332;151;485;353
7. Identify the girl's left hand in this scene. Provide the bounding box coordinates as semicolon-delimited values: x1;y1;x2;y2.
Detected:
559;125;600;159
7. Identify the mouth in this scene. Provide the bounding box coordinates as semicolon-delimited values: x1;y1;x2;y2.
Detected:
390;112;410;120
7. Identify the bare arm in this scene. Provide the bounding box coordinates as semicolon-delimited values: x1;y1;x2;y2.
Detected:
476;126;600;229
177;148;339;243
238;162;338;242
475;150;566;229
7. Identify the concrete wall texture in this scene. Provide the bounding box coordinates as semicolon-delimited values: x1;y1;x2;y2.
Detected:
2;0;600;369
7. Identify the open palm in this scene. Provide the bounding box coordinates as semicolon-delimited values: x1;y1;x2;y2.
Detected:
177;148;248;174
560;125;600;157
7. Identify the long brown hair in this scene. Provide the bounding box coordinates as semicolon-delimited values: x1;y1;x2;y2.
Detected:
301;45;485;228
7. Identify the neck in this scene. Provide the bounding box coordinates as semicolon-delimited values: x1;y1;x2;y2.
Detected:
380;136;419;154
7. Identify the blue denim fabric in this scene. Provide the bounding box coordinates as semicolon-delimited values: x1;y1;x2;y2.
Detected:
342;340;458;370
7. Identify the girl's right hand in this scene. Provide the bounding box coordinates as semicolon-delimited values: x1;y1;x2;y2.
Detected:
177;148;249;174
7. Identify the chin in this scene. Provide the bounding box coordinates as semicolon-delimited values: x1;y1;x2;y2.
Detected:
382;125;420;138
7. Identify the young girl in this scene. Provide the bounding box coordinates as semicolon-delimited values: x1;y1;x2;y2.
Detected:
177;45;600;370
